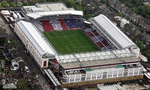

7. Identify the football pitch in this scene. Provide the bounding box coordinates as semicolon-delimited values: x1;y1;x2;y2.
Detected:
44;29;99;54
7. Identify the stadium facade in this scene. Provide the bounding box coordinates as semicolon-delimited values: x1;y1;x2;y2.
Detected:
14;2;146;88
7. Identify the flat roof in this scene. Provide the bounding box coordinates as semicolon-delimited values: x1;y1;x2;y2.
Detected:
17;20;55;57
60;56;140;69
26;10;83;19
56;49;133;64
56;48;140;69
37;3;68;11
92;14;135;49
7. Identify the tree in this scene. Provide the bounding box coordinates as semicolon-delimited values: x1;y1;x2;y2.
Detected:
23;1;29;6
74;5;82;10
136;40;143;50
17;79;27;89
16;2;23;7
30;0;38;5
2;0;10;8
0;3;2;8
31;70;37;76
101;0;106;4
10;2;16;7
140;28;144;33
65;0;75;8
118;13;124;17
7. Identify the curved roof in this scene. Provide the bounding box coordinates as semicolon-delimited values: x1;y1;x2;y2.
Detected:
27;10;83;19
17;21;55;57
92;14;135;49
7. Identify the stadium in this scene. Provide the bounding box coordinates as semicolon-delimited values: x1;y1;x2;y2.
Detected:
13;2;145;89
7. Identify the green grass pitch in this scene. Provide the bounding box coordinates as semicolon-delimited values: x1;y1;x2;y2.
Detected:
44;29;99;54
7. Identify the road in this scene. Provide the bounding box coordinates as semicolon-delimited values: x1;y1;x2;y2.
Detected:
0;14;52;90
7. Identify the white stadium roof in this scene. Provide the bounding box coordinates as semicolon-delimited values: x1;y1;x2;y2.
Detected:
36;3;68;11
23;3;83;19
56;49;134;64
17;21;55;57
26;10;83;19
92;14;135;49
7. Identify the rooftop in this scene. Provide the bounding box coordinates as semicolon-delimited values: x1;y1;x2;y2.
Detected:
36;3;69;11
26;10;83;19
23;2;83;19
56;49;139;69
61;56;139;69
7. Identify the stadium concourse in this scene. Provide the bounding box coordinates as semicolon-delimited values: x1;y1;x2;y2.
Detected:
13;2;147;89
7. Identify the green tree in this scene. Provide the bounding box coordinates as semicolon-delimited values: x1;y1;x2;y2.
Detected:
2;0;10;8
136;40;143;50
23;1;29;6
140;28;144;33
30;0;38;5
0;3;2;8
16;2;23;7
74;5;82;10
101;0;106;3
138;5;150;18
31;70;37;76
118;13;124;17
10;2;16;7
119;0;150;19
65;0;75;8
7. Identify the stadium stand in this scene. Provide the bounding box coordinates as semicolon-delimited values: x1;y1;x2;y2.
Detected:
84;28;112;50
50;19;63;30
41;20;54;31
92;29;99;36
64;19;83;29
59;19;67;30
39;19;84;31
96;42;104;48
34;21;45;32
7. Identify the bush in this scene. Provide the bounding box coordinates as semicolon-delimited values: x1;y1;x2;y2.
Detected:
16;2;23;7
101;0;106;4
65;0;75;8
23;1;29;6
10;2;16;7
2;1;10;8
31;70;37;76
